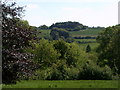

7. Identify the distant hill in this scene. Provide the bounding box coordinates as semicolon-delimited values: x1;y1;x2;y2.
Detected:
37;21;105;40
49;21;88;31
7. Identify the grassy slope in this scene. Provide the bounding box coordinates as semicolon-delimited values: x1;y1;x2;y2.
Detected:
37;29;51;38
70;28;104;37
79;43;99;51
3;80;118;88
75;39;96;42
37;29;101;52
38;28;104;38
70;28;103;52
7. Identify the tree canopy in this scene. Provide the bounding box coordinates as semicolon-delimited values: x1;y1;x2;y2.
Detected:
49;21;88;31
50;27;70;40
2;1;37;84
38;25;49;30
97;24;120;74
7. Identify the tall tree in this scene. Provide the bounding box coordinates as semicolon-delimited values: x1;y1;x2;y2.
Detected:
86;44;91;53
2;1;37;84
97;25;120;74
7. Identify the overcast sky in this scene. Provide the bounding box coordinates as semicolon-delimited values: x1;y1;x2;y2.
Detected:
15;0;119;27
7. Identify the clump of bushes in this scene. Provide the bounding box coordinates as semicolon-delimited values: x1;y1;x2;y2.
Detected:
78;61;113;80
32;63;79;80
32;61;114;80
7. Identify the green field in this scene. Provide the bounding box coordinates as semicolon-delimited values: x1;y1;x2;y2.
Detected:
37;29;99;52
2;80;118;88
75;39;96;42
75;39;98;50
37;29;51;38
38;28;104;38
78;42;99;52
70;28;104;37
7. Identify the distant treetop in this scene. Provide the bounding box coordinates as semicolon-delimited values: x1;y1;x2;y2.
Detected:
49;21;88;31
38;25;49;30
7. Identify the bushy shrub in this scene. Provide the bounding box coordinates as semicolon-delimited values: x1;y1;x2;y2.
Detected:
30;68;53;80
46;68;63;80
32;60;79;80
78;62;113;80
46;60;67;80
65;67;79;80
47;65;79;80
32;64;66;80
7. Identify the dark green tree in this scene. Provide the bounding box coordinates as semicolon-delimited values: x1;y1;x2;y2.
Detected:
49;21;88;31
86;44;91;53
50;28;69;40
97;25;120;74
38;25;49;30
53;40;68;59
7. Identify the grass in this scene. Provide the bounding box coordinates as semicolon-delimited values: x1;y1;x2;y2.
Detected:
0;85;2;89
78;42;99;52
2;80;118;88
37;28;104;38
37;29;51;38
70;28;104;37
75;39;96;42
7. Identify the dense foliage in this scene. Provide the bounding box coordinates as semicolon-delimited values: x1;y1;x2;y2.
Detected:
50;28;70;40
86;44;91;53
78;62;113;80
33;39;81;67
97;25;120;75
2;1;37;84
49;21;88;31
33;39;59;68
30;39;115;80
38;25;49;30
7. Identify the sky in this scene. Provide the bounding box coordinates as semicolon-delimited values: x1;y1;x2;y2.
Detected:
15;0;119;27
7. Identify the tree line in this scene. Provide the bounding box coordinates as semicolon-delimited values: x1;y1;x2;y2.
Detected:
38;22;104;31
